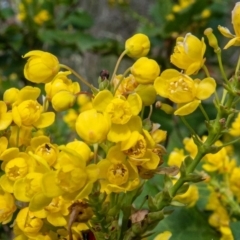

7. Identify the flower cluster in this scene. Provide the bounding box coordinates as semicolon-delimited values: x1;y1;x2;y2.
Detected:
1;2;240;239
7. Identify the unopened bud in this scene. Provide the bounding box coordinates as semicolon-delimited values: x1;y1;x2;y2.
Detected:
51;91;77;111
204;28;220;52
155;101;174;114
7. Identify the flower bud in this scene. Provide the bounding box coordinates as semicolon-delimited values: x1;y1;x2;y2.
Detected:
125;33;150;58
3;88;19;105
204;28;220;51
135;84;157;106
51;91;77;112
131;57;160;84
75;109;111;144
23;50;59;84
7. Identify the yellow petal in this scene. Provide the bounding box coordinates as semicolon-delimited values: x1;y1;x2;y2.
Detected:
154;231;172;240
14;179;30;201
29;192;52;212
1;147;19;162
121;131;140;151
0;175;14;193
34;112;55;128
12;106;22;127
107;124;131;142
223;37;240;49
41;172;63;197
232;2;240;37
107;144;126;163
174;100;200;116
127;93;142;115
195;77;216;100
0;112;12;130
75;182;93;200
92;90;113;112
86;164;99;182
218;25;235;38
47;212;67;226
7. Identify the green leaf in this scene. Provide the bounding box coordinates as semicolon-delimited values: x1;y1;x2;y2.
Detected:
62;10;93;29
149;207;219;240
230;221;240;239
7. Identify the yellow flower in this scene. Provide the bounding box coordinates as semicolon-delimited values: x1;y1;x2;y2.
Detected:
0;190;16;224
14;172;44;202
0;101;12;130
168;148;185;168
0;150;35;193
170;33;206;75
28;135;59;167
63;109;78;129
97;153;140;193
203;141;235;173
183;137;198;158
34;10;50;25
131;57;160;84
92;90;142;142
12;98;55;128
113;74;138;96
34;196;72;227
16;207;43;238
218;2;240;49
75;109;111;144
173;184;199;207
172;0;195;12
135;84;157;106
23;50;60;84
125;33;150;58
9;126;32;147
229;113;240;136
41;149;99;200
45;71;80;100
154;69;216;115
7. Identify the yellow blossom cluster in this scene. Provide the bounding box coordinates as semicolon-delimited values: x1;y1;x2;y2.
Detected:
2;2;240;239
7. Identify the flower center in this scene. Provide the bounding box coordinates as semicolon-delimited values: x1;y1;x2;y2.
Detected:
107;163;129;185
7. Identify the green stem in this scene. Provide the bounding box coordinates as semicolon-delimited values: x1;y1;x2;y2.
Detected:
202;64;210;77
180;116;197;136
113;67;131;95
93;143;99;164
110;49;128;83
141;106;145;119
216;51;228;84
199;103;209;122
147;105;153;119
235;54;240;77
59;64;98;92
43;97;49;112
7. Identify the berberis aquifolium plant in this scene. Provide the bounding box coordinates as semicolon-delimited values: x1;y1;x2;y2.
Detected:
1;2;240;240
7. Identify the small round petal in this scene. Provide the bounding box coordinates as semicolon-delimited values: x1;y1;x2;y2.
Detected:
127;93;142;116
125;33;150;58
51;91;77;112
3;88;20;105
135;84;157;106
174;100;201;116
195;77;216;100
107;123;131;142
33;112;55;128
92;90;113;112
